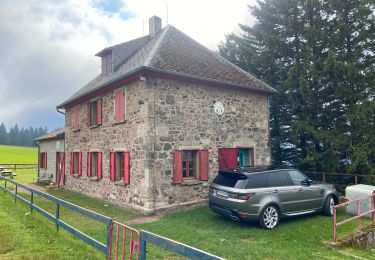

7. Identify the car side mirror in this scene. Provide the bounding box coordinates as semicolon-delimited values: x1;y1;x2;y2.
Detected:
301;179;313;186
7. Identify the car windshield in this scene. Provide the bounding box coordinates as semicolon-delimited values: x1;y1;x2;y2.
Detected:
213;171;247;188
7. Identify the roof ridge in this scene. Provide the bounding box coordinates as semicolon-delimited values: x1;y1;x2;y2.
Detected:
144;25;171;66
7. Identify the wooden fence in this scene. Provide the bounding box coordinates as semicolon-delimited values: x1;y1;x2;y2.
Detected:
0;163;38;170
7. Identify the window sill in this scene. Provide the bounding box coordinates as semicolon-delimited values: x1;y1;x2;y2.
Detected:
71;174;81;178
89;125;100;129
112;120;126;126
181;179;203;186
114;181;128;186
73;129;80;132
89;176;100;181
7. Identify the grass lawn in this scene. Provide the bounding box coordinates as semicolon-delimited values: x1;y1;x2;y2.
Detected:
2;183;375;259
0;145;38;164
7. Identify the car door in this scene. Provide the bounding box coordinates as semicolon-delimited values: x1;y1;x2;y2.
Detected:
287;170;323;210
268;171;298;214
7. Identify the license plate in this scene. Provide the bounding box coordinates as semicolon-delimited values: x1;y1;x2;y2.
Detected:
216;189;228;197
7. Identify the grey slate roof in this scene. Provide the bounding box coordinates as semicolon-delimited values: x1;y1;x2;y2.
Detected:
34;128;65;141
58;25;275;108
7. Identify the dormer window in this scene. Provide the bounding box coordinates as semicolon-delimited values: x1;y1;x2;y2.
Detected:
102;52;112;75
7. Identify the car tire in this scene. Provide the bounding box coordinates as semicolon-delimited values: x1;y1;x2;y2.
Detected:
259;205;279;229
323;195;335;216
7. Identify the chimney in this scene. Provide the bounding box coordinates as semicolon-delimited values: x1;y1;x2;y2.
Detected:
149;16;162;37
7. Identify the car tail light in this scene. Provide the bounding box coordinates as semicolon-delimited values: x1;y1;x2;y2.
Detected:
237;193;255;200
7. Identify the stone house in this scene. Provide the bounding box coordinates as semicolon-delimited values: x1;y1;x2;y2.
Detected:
34;128;65;185
56;16;275;213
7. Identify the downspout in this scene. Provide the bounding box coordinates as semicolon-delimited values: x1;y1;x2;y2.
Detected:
152;77;157;212
36;141;40;181
56;107;66;185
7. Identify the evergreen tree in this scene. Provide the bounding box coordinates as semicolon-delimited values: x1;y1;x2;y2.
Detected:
219;0;375;173
0;123;8;145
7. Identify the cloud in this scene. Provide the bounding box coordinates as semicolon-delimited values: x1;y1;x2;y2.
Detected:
0;0;256;131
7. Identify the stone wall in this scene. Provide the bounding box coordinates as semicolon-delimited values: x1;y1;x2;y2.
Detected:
148;77;271;209
64;80;154;211
39;139;64;181
63;76;271;213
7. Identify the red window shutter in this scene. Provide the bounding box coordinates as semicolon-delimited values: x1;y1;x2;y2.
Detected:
87;103;91;127
39;153;43;168
87;152;92;177
218;148;238;170
123;152;130;184
110;152;116;181
45;153;47;169
78;152;82;175
119;91;124;121
199;150;209;181
70;153;74;174
173;150;183;184
96;98;102;125
250;148;255;166
97;152;102;179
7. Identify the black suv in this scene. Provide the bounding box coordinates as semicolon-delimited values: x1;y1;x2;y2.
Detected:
208;168;338;229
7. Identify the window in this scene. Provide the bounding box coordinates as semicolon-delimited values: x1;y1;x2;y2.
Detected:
102;53;112;75
109;151;130;184
245;173;268;189
268;171;291;187
173;149;208;183
218;147;254;170
73;107;80;131
87;152;102;179
70;152;82;175
287;170;307;186
114;90;125;122
87;98;102;127
40;152;47;169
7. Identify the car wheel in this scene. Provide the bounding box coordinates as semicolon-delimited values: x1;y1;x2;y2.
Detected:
259;205;279;229
323;195;335;216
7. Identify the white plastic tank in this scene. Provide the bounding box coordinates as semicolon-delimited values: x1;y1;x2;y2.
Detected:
345;184;375;218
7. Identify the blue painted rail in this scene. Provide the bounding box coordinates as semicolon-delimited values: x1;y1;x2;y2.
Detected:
139;230;224;260
0;176;113;258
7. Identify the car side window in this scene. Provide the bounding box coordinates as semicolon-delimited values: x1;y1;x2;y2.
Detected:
288;170;307;186
268;171;292;187
245;173;268;189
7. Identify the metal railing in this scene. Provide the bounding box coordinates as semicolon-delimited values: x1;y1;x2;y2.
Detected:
109;221;140;260
333;194;375;242
138;230;224;260
0;176;113;258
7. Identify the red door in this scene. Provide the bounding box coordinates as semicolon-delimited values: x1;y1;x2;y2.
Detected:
56;152;65;186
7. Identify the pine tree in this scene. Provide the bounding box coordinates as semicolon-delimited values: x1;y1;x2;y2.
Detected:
0;123;8;145
219;0;375;173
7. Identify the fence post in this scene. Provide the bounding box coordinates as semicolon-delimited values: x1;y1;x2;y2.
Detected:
4;180;6;193
106;220;113;260
323;173;326;183
14;184;17;203
30;191;34;213
357;201;360;227
56;203;60;232
14;164;16;171
139;231;147;260
372;194;375;225
333;207;337;242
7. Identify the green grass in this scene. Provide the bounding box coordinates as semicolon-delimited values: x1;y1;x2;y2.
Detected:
2;185;375;259
0;145;38;184
0;145;37;164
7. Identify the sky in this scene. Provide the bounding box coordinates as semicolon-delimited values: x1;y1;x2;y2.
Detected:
0;0;256;131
